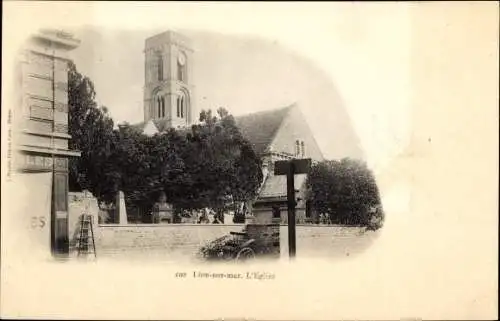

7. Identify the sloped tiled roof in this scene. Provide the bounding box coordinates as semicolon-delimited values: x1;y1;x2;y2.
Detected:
234;105;294;155
259;174;307;199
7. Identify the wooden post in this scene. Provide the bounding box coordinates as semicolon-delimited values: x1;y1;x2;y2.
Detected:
287;162;296;258
275;158;311;260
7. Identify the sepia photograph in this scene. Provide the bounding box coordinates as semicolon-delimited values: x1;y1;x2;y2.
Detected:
1;2;498;320
11;25;386;264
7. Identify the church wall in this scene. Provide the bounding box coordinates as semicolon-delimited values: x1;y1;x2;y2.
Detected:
269;106;324;161
166;81;192;128
251;106;324;224
252;199;310;224
187;53;195;125
145;31;192;55
163;46;173;80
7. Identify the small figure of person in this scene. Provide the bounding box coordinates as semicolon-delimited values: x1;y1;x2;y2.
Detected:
198;208;209;224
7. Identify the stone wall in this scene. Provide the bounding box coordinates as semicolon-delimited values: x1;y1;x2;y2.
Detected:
280;225;373;259
269;105;324;161
95;224;243;262
93;224;374;262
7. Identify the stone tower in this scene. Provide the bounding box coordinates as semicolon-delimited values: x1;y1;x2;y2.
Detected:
143;31;194;128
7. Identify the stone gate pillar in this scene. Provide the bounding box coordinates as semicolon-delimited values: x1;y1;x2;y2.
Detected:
115;191;128;225
16;29;80;257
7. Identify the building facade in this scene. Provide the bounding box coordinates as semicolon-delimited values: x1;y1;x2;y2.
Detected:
15;29;80;256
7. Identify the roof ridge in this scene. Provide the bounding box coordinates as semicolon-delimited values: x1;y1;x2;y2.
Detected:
131;104;298;155
233;104;296;155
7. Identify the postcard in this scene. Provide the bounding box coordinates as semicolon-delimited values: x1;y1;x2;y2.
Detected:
1;2;498;320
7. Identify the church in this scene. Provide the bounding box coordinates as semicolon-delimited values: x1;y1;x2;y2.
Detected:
133;31;325;223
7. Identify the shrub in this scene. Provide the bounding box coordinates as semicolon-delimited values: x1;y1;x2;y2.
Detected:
307;158;384;230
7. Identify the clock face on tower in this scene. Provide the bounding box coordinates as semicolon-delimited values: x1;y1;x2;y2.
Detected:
178;52;186;66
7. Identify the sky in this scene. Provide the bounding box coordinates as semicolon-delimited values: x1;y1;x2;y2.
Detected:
67;3;412;175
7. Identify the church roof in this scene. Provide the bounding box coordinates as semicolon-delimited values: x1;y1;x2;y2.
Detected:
131;118;176;133
233;104;294;155
132;104;295;156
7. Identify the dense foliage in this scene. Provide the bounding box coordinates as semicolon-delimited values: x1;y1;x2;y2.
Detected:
68;63;262;220
306;158;384;230
68;61;119;203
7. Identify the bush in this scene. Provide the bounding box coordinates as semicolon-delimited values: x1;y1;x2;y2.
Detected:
307;158;384;230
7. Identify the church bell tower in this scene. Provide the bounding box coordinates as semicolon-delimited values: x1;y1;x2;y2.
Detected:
143;31;194;128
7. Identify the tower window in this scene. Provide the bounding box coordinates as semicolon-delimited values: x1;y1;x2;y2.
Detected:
156;95;165;118
295;140;300;157
157;97;161;118
180;96;184;118
176;97;180;117
161;96;165;117
301;141;305;157
176;94;185;118
177;61;186;82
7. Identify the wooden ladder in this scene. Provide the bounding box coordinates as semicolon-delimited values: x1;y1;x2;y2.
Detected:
77;214;97;258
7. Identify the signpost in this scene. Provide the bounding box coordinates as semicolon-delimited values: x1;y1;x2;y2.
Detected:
274;158;311;259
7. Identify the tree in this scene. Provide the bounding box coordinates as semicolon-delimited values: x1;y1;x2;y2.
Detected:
68;62;119;204
306;158;384;229
178;108;263;223
113;124;156;212
111;108;262;224
68;64;262;223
